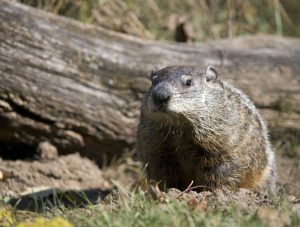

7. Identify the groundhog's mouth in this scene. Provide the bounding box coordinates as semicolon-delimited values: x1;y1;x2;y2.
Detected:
148;96;170;113
148;101;182;121
152;103;169;112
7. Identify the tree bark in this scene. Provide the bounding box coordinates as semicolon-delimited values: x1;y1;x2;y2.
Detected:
0;0;300;163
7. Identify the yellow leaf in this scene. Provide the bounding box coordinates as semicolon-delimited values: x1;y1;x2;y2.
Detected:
0;208;13;227
16;217;73;227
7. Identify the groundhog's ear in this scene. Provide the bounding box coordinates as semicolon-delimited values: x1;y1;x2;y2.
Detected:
205;66;218;82
150;70;158;81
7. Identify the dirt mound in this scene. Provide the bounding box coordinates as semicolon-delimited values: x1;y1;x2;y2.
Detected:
0;153;112;198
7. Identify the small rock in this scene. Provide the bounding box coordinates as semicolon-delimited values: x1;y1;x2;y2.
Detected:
0;169;12;181
167;188;181;198
37;141;58;160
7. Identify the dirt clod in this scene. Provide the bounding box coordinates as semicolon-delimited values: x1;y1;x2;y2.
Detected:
37;141;58;160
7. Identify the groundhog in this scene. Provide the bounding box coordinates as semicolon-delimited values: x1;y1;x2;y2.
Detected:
137;65;276;192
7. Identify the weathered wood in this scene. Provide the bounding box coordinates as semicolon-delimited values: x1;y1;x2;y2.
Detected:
0;0;299;163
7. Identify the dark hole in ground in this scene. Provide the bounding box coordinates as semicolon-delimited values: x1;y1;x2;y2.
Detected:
9;188;112;212
0;141;37;160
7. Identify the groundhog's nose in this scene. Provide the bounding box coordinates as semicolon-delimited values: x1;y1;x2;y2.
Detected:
152;87;171;107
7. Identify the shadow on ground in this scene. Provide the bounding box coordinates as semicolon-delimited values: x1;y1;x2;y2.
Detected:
9;188;111;212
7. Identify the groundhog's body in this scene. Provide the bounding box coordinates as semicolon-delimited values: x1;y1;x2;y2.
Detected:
137;66;276;192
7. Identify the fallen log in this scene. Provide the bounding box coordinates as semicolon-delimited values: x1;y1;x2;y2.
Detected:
0;0;299;163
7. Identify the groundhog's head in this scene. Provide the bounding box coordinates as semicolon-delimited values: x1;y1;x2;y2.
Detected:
143;65;220;120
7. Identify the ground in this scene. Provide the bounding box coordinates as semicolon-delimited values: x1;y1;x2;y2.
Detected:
0;148;299;226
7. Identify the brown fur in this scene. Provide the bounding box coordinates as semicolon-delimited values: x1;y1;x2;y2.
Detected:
137;66;276;192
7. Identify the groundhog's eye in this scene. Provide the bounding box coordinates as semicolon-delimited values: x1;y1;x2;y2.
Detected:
182;75;193;87
185;79;193;87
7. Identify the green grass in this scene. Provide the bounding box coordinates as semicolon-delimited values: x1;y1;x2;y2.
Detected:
64;194;259;227
4;186;299;227
65;193;299;227
58;195;300;226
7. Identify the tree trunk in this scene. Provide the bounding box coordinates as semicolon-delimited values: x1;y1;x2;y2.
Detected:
0;0;299;163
